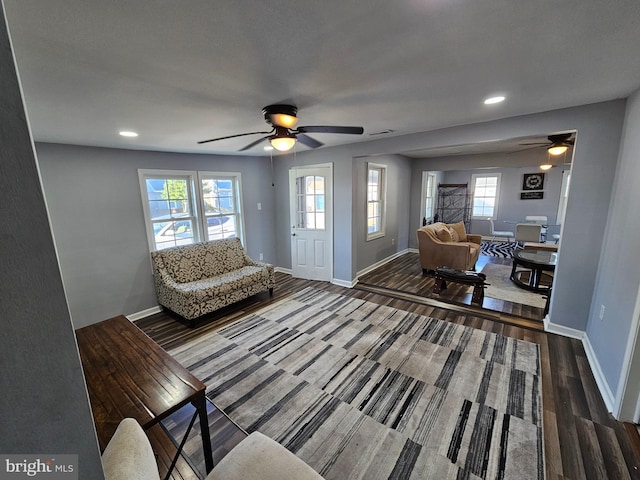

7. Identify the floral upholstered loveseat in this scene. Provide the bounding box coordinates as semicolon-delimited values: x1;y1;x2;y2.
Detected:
150;238;274;324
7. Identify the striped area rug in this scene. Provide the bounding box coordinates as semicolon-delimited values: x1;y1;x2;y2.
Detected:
169;288;543;480
481;241;517;258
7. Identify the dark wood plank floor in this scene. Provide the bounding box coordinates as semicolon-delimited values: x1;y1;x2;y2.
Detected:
136;254;640;480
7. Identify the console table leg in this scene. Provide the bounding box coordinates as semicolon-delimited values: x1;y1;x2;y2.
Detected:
194;394;214;473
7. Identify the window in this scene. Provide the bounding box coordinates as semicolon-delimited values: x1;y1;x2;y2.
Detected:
200;174;242;241
421;172;437;224
471;173;501;219
139;169;244;251
295;175;325;230
367;163;386;240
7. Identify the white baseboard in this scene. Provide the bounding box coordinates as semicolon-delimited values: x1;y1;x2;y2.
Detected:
127;305;162;322
582;335;616;412
356;248;411;278
544;318;615;413
274;266;292;275
332;278;356;288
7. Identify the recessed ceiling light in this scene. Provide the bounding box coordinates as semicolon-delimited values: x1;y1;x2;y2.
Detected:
484;96;505;105
119;131;138;137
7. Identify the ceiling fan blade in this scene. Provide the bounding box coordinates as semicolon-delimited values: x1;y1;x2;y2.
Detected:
239;136;269;151
519;142;549;146
296;133;323;149
197;130;272;145
296;125;364;135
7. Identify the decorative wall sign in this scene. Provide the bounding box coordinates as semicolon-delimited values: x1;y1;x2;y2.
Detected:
522;173;545;190
521;191;544;200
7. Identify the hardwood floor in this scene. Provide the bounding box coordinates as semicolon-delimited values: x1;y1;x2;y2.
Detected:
137;256;640;480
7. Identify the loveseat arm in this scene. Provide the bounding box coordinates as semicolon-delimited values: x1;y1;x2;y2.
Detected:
466;233;482;245
102;418;158;480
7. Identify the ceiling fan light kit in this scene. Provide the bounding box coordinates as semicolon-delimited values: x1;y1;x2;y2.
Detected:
198;104;364;152
269;126;297;151
547;145;568;155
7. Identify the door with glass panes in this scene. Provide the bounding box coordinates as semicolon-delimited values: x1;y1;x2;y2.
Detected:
288;164;333;281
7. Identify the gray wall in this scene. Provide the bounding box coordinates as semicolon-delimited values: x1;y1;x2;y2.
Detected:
276;101;626;338
0;6;103;477
587;88;640;397
36;143;276;328
354;154;412;273
271;148;358;282
436;165;568;238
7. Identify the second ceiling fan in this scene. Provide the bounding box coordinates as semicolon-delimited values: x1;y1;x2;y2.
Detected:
198;104;364;152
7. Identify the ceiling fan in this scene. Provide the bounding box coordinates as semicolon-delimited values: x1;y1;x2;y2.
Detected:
197;104;364;152
520;133;576;155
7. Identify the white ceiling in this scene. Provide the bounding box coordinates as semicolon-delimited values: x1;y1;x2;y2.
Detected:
3;0;640;156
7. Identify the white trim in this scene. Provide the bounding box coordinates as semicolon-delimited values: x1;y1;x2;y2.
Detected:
470;172;502;219
288;163;334;282
366;162;387;240
197;171;246;246
126;305;162;322
612;282;640;421
583;334;616;413
545;317;616;413
275;266;292;275
420;172;437;225
357;249;410;278
138;169;199;252
544;317;585;340
332;278;356;288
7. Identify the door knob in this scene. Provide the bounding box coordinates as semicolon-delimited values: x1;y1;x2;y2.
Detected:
292;233;296;236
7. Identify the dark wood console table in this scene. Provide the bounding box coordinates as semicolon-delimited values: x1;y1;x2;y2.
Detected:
76;315;214;477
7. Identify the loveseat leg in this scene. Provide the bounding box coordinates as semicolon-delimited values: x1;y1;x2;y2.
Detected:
269;287;273;296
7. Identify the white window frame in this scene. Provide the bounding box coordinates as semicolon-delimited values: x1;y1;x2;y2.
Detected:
421;172;437;225
138;169;245;251
366;163;387;241
471;173;502;219
198;172;245;244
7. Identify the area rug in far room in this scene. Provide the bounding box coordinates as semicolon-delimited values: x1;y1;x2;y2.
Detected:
169;288;544;480
480;263;547;309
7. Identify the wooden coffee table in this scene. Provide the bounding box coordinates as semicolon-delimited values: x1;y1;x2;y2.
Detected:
510;249;557;292
76;315;214;477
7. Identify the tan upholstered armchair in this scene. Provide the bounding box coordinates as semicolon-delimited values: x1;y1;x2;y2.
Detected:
417;222;482;273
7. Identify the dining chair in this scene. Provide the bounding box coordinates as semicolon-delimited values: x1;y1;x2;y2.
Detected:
516;223;542;246
524;215;548;241
488;218;514;243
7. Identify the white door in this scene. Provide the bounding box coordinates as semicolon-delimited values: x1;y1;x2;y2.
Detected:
289;164;333;281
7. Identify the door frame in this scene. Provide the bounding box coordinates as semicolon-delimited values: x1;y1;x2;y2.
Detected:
288;162;334;282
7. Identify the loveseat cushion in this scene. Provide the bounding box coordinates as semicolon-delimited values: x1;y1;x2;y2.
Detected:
435;226;453;242
449;221;468;242
152;239;250;283
174;266;272;300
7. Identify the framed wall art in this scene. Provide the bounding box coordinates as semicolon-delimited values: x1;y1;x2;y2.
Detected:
521;191;544;200
522;172;545;190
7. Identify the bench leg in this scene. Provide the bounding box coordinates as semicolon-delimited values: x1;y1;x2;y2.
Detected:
471;284;484;306
433;277;446;294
